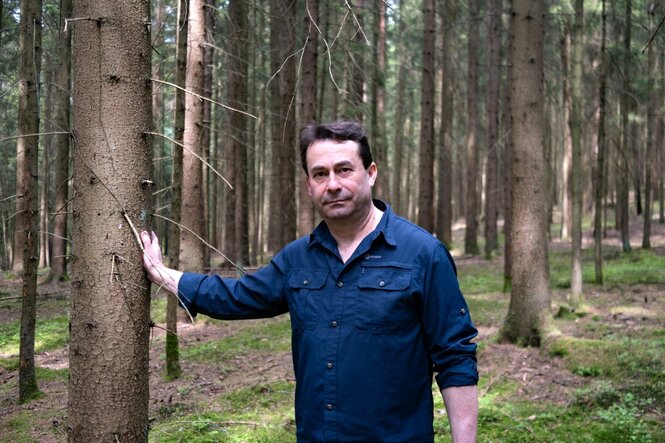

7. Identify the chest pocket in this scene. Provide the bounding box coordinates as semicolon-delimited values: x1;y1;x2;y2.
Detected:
353;265;417;334
287;270;327;329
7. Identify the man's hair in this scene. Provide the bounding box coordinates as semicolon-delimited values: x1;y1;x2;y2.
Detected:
299;120;373;174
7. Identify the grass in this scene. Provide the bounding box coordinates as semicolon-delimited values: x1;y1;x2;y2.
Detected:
0;315;69;356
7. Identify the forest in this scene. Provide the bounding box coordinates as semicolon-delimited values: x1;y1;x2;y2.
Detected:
1;0;664;441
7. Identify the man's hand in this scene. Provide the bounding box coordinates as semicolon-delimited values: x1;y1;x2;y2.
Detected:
442;385;478;443
140;231;182;295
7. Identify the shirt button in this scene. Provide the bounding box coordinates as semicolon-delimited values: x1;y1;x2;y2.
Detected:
327;403;334;410
303;279;309;285
460;308;467;315
330;320;338;328
337;281;344;288
327;362;334;369
379;280;385;287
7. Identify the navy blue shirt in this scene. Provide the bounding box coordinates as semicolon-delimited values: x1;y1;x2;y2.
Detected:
178;201;478;442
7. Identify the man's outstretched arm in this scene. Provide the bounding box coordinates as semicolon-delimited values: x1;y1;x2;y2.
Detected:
442;385;478;443
141;231;183;295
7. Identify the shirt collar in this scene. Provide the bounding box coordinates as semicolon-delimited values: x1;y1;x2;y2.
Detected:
307;199;397;250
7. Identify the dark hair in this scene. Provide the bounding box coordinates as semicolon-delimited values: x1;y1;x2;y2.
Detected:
299;120;373;174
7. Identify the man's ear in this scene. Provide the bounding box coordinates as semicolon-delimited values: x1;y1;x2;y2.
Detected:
368;162;378;187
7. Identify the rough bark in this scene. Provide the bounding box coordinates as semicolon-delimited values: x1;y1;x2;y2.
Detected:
297;0;318;237
484;0;501;258
464;0;479;255
569;0;584;305
417;0;435;233
594;0;607;285
370;0;389;201
392;0;407;216
502;0;514;291
68;0;153;439
16;0;42;404
502;0;553;347
48;0;73;282
619;0;632;252
436;0;455;247
180;0;208;271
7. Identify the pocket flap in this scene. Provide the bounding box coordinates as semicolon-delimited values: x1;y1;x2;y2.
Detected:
358;268;411;291
288;270;327;289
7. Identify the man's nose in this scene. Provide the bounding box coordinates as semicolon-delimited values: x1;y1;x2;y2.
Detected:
327;173;341;191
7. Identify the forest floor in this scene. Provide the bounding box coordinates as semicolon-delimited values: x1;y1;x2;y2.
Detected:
0;215;664;442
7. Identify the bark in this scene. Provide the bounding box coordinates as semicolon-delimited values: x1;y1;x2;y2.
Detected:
559;28;573;240
370;0;389;201
502;0;514;291
298;0;318;237
484;0;501;258
417;0;435;233
502;0;553;346
16;0;43;403
392;0;407;216
464;0;480;255
619;0;632;252
569;0;584;305
594;0;607;285
346;0;365;121
226;0;249;264
180;0;208;271
68;0;153;439
436;0;455;247
48;0;73;282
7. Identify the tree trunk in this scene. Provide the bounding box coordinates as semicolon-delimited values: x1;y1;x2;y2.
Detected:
180;0;208;271
594;0;607;285
298;0;318;237
346;0;365;121
619;0;632;252
484;0;501;258
370;0;389;201
436;0;455;247
68;0;153;439
559;28;573;241
417;0;435;233
569;0;584;305
392;0;407;216
16;0;42;404
464;0;479;255
48;0;73;282
503;0;514;291
502;0;553;347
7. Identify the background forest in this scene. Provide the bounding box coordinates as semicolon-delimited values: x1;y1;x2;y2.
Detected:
1;0;664;441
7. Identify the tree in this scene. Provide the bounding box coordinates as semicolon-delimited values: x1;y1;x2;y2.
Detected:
16;0;42;404
502;0;553;346
464;0;480;255
370;0;389;200
180;0;208;272
484;0;501;258
594;0;608;285
68;0;153;439
502;0;514;291
569;0;584;306
417;0;435;233
47;0;72;282
297;0;319;237
618;0;633;253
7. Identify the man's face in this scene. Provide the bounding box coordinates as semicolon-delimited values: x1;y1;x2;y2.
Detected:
305;139;377;223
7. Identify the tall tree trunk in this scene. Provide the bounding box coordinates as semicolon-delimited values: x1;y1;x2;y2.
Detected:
48;0;73;282
392;0;407;216
417;0;435;233
502;0;553;346
268;0;297;252
226;0;249;265
436;0;455;247
502;0;514;291
16;0;42;404
39;69;51;270
165;0;188;381
180;0;208;271
594;0;607;285
464;0;479;255
619;0;632;252
298;0;318;237
569;0;584;305
484;0;501;258
68;0;153;439
346;0;365;121
371;0;389;201
559;28;573;240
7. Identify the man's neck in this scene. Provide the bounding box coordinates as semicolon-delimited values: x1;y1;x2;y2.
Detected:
327;204;383;262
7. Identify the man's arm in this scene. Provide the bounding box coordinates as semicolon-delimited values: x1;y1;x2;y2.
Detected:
442;385;478;443
141;231;183;295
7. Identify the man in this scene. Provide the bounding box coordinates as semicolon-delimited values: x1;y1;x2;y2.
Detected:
142;120;478;442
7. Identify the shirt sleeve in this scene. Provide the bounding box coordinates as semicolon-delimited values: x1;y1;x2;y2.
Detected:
177;254;289;320
421;243;479;390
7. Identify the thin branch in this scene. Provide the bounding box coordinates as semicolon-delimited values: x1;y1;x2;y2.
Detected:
149;321;188;343
152;213;245;275
150;78;257;120
309;2;347;94
0;194;16;203
642;12;665;54
0;131;70;144
146;132;232;190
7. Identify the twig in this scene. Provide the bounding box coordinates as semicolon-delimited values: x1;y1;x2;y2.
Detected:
148;321;188;343
146;132;232;190
0;131;70;144
151;213;244;275
642;11;665;54
150;78;257;120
